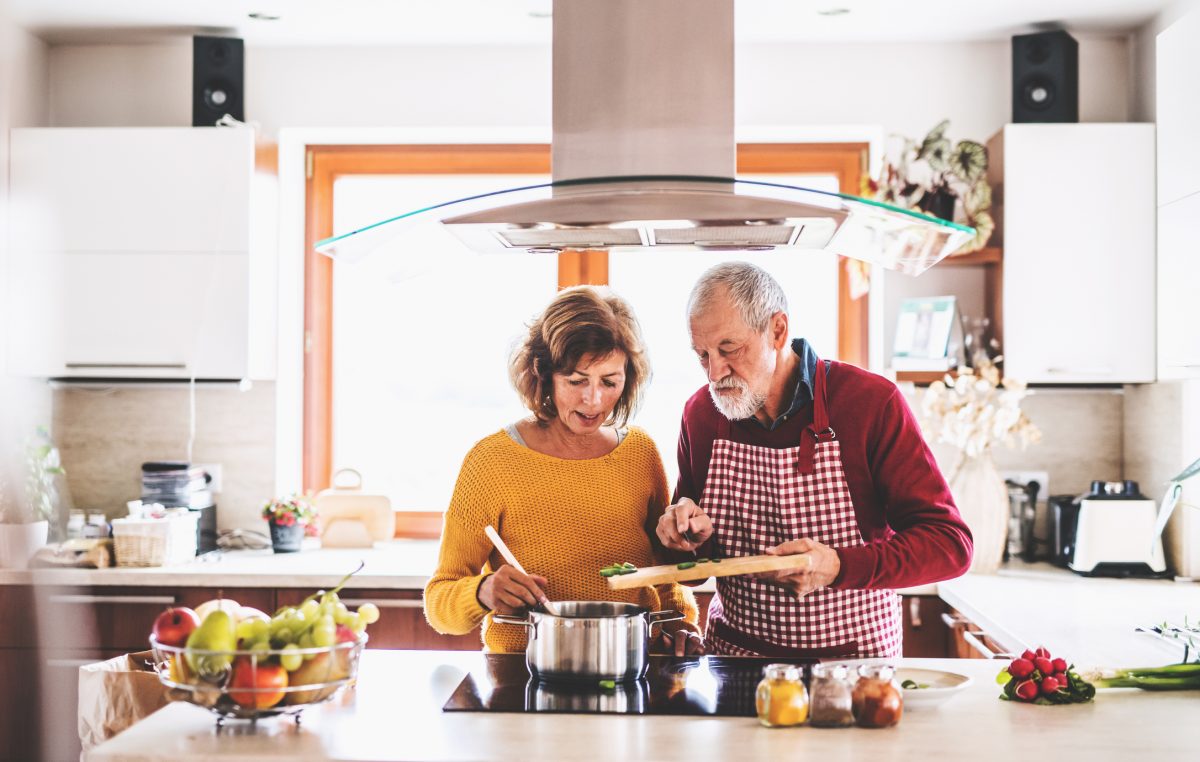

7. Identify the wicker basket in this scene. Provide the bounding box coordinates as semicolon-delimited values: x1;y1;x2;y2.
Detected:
112;512;199;567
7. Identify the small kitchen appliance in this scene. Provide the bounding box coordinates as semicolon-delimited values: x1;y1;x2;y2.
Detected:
1049;494;1080;567
1070;480;1167;577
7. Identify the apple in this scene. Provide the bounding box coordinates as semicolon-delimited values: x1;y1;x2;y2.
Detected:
286;626;360;705
151;607;200;648
236;606;269;623
227;656;288;710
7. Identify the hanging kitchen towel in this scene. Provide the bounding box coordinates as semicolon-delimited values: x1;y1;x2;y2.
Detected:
77;650;170;752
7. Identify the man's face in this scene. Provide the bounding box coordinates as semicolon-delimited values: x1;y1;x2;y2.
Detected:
689;291;777;420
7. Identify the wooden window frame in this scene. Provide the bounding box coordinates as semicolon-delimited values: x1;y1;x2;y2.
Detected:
303;142;868;536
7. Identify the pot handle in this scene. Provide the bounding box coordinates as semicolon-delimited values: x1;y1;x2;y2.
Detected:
493;614;534;629
647;610;684;631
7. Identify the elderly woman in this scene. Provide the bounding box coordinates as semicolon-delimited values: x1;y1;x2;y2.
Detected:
424;286;701;655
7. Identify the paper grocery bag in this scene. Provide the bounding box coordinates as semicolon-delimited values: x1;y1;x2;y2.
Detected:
78;650;170;752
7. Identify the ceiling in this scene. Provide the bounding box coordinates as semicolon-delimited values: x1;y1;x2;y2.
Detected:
8;0;1173;46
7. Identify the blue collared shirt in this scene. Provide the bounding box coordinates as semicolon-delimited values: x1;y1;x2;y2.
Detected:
748;338;819;431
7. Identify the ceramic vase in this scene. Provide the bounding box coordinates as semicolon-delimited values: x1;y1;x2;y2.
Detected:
269;520;304;553
0;520;49;568
948;450;1008;574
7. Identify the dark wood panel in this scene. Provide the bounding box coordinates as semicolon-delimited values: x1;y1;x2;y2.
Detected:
901;595;951;658
0;649;41;762
0;585;38;647
276;588;480;651
35;586;274;652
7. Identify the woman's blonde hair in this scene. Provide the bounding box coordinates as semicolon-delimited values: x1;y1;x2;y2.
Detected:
509;286;650;428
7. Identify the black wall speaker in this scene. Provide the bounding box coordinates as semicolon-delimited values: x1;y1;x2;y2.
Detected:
1012;30;1078;123
192;36;244;126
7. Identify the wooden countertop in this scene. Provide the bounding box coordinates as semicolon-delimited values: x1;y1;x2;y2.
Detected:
84;650;1195;761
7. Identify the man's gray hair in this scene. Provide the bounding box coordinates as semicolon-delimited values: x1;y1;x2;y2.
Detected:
686;261;788;333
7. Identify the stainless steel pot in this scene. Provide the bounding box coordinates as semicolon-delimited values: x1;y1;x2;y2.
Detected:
524;677;649;713
494;601;682;683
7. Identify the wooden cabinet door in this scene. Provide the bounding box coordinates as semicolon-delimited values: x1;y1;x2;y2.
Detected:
0;649;41;762
901;595;950;658
275;588;481;651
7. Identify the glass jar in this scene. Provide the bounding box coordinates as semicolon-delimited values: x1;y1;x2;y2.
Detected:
755;664;809;728
808;663;854;728
852;664;903;728
66;510;86;540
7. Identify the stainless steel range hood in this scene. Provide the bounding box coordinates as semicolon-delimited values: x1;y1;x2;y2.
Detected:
316;0;972;276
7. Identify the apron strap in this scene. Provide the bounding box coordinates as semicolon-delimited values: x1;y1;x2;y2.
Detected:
795;359;834;475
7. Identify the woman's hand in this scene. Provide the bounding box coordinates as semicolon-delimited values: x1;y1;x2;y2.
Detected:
656;498;713;552
654;627;706;656
478;564;550;614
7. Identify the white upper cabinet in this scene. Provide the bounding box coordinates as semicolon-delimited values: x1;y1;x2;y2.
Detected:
7;128;255;380
992;124;1156;384
1157;12;1200;207
1157;194;1200;379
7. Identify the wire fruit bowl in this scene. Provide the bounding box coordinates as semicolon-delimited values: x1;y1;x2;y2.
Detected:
149;634;367;724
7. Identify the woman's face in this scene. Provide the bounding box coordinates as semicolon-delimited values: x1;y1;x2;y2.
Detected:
551;350;628;435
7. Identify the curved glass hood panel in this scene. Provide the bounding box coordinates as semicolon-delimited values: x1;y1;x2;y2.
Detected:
315;175;974;276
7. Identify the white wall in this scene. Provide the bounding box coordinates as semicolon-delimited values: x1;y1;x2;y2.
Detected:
47;35;1134;139
0;19;51;516
1132;0;1200;121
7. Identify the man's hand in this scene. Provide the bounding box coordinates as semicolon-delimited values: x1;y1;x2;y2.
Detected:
478;565;550;614
760;538;841;598
656;498;713;552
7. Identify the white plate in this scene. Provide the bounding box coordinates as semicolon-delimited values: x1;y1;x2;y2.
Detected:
894;667;973;709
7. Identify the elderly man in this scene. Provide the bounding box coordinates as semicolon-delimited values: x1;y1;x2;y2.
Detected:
657;262;973;658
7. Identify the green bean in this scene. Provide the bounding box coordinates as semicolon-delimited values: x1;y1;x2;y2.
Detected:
598;679;617;691
599;568;617;577
696;558;710;563
676;561;697;570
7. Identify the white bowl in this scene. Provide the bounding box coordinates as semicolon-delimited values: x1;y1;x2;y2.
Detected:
895;667;973;709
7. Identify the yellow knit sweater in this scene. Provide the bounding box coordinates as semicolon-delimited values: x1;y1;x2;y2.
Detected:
424;426;698;652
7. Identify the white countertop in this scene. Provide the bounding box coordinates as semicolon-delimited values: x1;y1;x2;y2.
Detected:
0;540;443;589
84;650;1195;762
940;562;1200;668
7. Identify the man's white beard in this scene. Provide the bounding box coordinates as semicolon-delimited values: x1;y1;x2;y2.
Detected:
708;375;765;420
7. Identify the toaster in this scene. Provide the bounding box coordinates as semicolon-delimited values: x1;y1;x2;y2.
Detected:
1069;480;1167;577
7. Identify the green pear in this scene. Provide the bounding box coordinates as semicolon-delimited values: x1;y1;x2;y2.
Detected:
185;609;237;678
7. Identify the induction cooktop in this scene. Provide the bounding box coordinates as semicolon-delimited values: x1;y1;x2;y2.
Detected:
442;654;814;716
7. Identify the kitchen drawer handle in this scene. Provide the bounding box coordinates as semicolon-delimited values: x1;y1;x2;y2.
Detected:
940;612;967;629
65;362;188;369
908;597;923;629
45;658;105;669
47;594;176;605
340;598;423;609
1044;367;1113;376
962;630;1013;660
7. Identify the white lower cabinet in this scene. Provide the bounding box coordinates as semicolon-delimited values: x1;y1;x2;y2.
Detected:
1158;193;1200;380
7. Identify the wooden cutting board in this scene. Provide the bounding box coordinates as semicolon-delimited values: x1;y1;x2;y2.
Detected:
605;554;811;589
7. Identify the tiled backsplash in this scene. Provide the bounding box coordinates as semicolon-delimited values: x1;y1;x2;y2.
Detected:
52;382;275;531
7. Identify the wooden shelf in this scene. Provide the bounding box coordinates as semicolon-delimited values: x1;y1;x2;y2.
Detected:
893;369;956;386
940;246;1002;266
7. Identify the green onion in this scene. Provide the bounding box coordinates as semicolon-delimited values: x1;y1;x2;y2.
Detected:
1084;663;1200;691
599;568;617;578
598;679;616;691
696;558;710;563
676;561;697;570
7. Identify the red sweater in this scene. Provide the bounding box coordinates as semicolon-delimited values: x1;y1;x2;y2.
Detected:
674;360;973;590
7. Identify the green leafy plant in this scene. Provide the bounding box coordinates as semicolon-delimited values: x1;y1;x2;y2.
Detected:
0;427;66;525
866;119;995;254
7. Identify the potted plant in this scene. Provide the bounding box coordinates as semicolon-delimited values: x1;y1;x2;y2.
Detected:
865;119;995;254
261;493;316;553
0;427;67;568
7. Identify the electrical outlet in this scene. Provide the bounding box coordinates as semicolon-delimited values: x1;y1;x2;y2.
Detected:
195;463;223;493
999;469;1050;502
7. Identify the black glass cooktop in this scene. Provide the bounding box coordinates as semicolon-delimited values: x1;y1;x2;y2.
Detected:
442;654;814;716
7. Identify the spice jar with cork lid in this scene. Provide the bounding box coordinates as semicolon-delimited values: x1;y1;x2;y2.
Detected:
809;662;854;727
852;664;903;728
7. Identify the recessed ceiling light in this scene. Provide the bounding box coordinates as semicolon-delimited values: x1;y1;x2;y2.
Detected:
817;8;851;16
248;12;281;21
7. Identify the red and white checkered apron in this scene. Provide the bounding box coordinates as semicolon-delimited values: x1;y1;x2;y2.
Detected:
702;360;902;658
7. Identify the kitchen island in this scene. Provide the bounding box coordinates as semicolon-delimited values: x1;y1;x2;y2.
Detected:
84;649;1194;761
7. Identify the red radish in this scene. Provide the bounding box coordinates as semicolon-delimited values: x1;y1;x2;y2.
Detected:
1015;680;1039;701
1036;646;1051;658
1009;658;1035;679
1054;672;1068;685
1052;657;1068;673
1022;649;1037;661
1040;676;1061;694
1034;656;1054;675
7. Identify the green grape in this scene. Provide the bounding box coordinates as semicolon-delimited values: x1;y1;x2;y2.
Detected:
312;622;335;648
249;639;271;657
273;627;294;645
300;599;320;620
279;644;302;671
237;618;269;642
350;615;367;635
298;631;316;660
357;603;380;625
334;601;349;618
334;609;353;626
